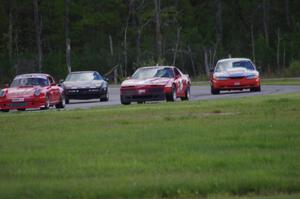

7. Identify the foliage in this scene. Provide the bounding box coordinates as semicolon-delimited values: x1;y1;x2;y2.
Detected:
0;0;300;84
285;60;300;77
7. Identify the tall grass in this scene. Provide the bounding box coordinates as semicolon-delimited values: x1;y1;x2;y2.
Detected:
0;94;300;199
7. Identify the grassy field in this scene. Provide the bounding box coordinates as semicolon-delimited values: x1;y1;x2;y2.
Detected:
0;94;300;199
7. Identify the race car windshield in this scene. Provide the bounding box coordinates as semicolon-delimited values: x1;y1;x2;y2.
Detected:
215;61;255;72
11;78;49;87
132;68;174;79
66;72;102;81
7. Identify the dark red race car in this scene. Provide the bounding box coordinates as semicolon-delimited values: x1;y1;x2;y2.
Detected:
120;66;191;105
0;73;65;112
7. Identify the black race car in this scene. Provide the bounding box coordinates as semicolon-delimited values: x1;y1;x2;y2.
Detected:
60;71;109;104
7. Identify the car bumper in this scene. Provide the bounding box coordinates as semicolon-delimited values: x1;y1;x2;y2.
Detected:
120;86;171;102
0;96;46;110
65;87;107;99
212;78;260;90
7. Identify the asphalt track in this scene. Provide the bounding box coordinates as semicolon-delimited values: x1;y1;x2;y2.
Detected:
65;85;300;110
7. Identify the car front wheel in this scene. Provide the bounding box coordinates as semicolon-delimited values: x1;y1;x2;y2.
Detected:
211;86;220;95
181;86;190;101
166;85;176;102
56;94;66;109
40;95;50;110
120;95;131;105
100;91;109;102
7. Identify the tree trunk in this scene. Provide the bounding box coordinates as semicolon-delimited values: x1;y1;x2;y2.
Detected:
277;28;281;73
285;0;291;29
263;0;269;45
8;6;13;64
204;49;210;76
136;29;141;64
188;45;197;76
154;0;162;62
251;25;256;62
109;34;114;56
124;16;129;77
172;26;181;66
214;0;223;46
65;0;71;73
33;0;43;72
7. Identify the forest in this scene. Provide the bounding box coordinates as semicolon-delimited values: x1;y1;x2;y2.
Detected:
0;0;300;84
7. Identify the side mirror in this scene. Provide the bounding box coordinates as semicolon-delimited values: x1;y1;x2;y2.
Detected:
126;76;131;80
4;83;9;88
104;77;109;82
59;79;64;84
209;68;214;73
256;66;261;71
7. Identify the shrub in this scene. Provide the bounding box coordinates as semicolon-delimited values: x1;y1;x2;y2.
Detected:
285;60;300;77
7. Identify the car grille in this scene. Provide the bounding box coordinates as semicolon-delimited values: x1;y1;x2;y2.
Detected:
10;102;28;107
229;76;245;79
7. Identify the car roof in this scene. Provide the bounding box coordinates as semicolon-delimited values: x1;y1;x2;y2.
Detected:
138;66;175;70
217;58;251;63
14;73;50;79
69;71;97;74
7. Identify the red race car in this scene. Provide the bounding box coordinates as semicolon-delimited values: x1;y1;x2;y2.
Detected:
0;73;65;112
210;58;261;94
120;66;191;105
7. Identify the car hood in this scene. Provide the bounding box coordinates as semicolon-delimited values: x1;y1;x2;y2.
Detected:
63;80;105;89
214;67;259;77
121;77;171;87
6;86;41;98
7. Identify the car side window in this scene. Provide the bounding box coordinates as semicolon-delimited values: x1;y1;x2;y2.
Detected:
93;72;102;80
174;68;181;77
48;77;54;85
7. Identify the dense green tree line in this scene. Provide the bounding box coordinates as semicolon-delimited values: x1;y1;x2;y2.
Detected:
0;0;300;84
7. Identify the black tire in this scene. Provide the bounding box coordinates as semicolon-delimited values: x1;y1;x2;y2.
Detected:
55;94;66;109
65;96;70;104
100;91;109;102
181;86;190;101
1;109;9;112
250;86;261;92
120;95;131;105
211;86;220;95
17;108;26;111
166;84;177;102
40;95;50;110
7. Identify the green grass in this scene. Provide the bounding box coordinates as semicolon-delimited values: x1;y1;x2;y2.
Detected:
1;94;300;199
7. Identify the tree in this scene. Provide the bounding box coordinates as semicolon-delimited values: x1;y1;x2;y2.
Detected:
65;0;71;73
33;0;43;72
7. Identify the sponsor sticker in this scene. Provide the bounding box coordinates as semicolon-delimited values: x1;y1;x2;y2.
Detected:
138;89;146;94
234;82;240;86
12;98;24;102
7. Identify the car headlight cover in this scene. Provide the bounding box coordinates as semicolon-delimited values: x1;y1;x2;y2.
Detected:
246;74;258;79
94;82;103;88
0;89;6;97
215;76;229;80
34;89;41;96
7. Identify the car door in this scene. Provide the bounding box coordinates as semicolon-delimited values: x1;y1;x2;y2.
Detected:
47;76;60;103
173;68;184;95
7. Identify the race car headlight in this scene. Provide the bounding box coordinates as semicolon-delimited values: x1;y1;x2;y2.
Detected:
94;82;103;88
246;75;258;79
0;90;6;97
34;89;41;96
215;76;229;80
